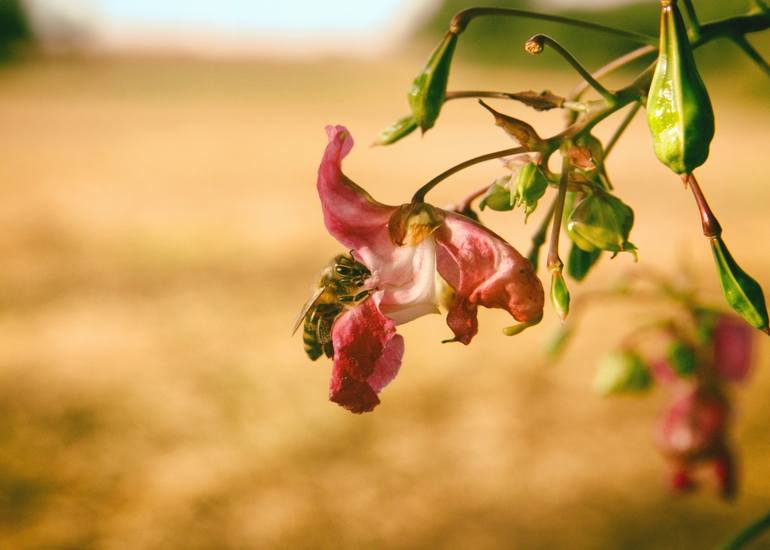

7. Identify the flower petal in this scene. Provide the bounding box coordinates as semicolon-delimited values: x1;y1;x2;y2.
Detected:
435;212;544;344
713;315;753;382
317;125;438;324
329;296;405;413
317;125;396;265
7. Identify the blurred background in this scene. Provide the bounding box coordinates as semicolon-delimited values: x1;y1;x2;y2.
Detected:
0;0;769;548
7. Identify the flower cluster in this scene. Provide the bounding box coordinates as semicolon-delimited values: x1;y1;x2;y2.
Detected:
308;125;543;413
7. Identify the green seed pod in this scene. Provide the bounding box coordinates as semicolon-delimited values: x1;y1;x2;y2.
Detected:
566;242;601;282
373;115;417;146
710;236;769;333
550;269;570;320
646;0;714;174
566;193;636;255
408;31;458;133
667;340;697;377
479;176;513;212
513;162;549;221
594;350;652;396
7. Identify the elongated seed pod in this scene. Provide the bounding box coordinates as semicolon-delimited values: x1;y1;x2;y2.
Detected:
646;0;714;174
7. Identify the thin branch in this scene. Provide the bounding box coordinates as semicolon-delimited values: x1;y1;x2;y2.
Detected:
411;146;526;203
731;34;770;76
720;510;770;550
604;102;642;158
681;0;702;38
527;34;617;104
547;155;571;270
449;7;656;45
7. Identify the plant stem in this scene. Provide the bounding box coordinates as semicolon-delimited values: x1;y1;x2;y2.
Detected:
604;102;642;158
721;510;770;550
457;185;490;213
681;0;702;38
731;34;770;76
547;155;571;269
527;34;617;104
527;199;556;271
449;7;656;45
411;146;526;203
685;173;722;238
569;45;656;101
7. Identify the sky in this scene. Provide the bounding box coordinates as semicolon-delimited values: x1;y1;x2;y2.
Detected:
25;0;637;57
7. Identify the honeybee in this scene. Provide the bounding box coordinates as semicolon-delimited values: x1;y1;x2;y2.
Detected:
292;254;372;360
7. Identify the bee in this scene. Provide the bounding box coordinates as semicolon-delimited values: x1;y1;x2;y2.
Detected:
292;254;372;360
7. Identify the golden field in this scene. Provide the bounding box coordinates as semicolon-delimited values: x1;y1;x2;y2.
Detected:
0;53;768;548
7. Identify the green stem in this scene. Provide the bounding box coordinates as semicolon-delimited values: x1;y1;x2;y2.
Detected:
681;0;702;38
547;155;571;270
449;7;656;45
731;34;770;76
604;102;642;158
411;146;526;203
720;510;770;550
526;34;617;104
527;199;556;271
569;45;656;102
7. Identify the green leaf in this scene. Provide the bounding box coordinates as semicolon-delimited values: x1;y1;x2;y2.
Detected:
566;242;601;282
373;115;417;146
593;350;652;396
710;236;769;332
408;31;458;133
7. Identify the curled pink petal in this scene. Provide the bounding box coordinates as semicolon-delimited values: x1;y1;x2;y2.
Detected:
330;297;405;413
435;212;544;344
713;315;753;382
317;125;398;266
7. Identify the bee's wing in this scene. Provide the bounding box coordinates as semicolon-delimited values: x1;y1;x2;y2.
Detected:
290;286;327;335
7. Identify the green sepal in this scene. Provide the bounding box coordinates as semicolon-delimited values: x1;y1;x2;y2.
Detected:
550;269;570;320
373;115;417;146
408;31;458;133
710;236;769;332
479;176;513;211
666;340;697;377
566;192;637;256
566;242;601;282
593;350;652;396
646;0;714;174
503;314;542;336
512;162;549;221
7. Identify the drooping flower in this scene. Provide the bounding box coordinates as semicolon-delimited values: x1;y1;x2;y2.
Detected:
656;388;736;498
712;314;753;382
315;125;544;413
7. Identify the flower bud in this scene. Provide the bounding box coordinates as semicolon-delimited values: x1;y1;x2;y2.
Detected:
550;269;570;320
408;31;458;133
593;350;651;395
566;193;637;256
512;162;549;221
566;242;601;282
710;236;769;332
478;100;542;150
373;115;417;146
666;340;697;377
388;203;446;247
646;0;714;174
479;175;513;212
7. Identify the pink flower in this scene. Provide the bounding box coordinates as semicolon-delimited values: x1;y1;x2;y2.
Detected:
656;388;736;498
713;315;753;382
316;125;544;413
